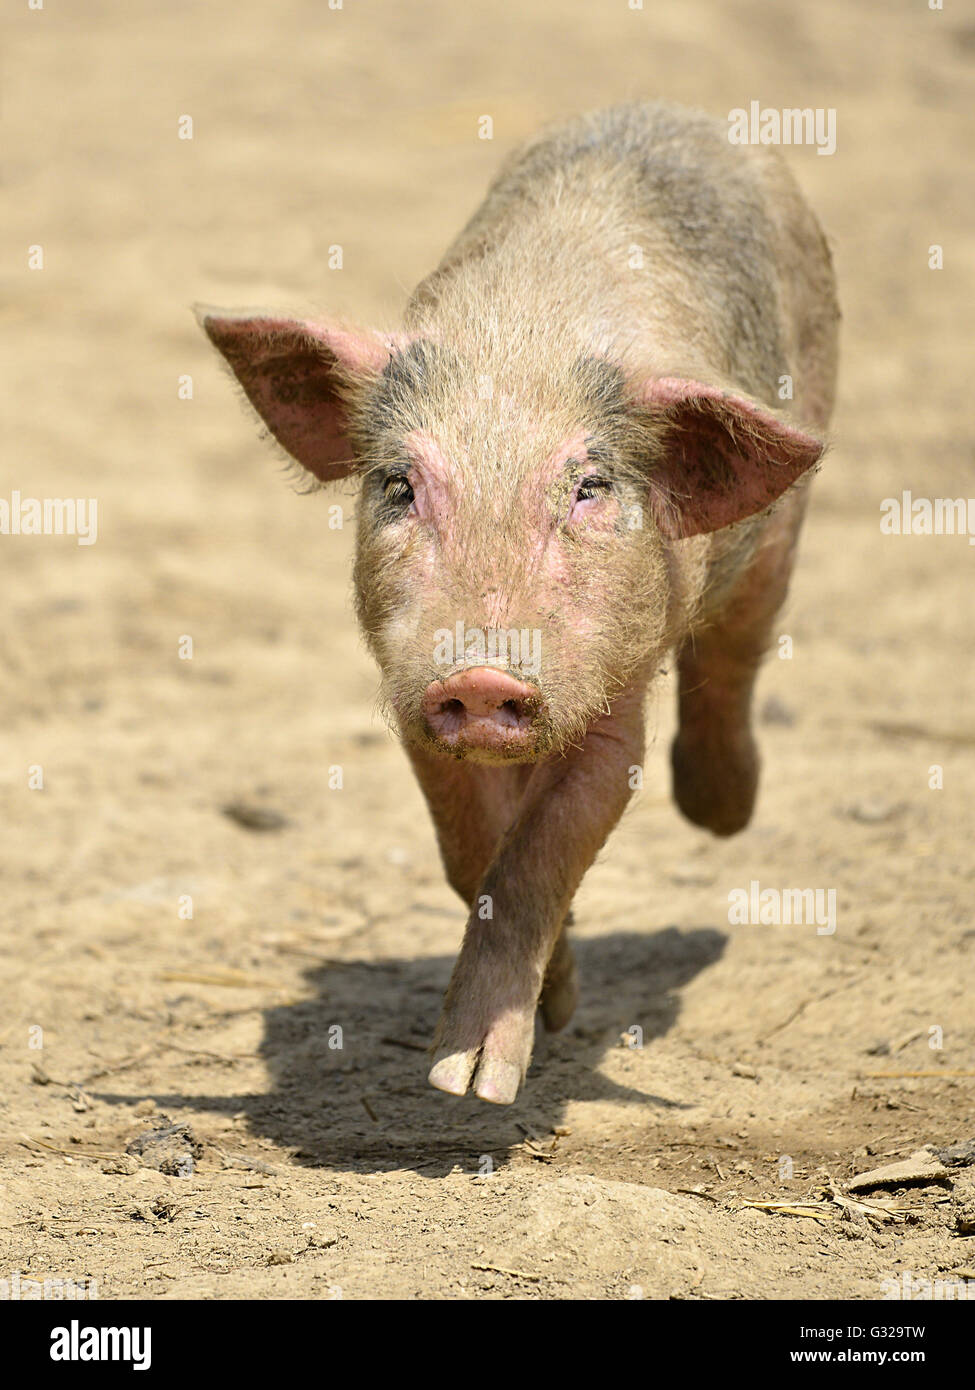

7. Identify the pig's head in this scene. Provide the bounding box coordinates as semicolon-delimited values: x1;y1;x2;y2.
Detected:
199;308;824;762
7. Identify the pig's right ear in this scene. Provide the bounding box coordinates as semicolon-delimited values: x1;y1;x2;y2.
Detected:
196;308;397;481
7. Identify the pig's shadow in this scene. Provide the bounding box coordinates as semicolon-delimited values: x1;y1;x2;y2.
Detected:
112;925;725;1176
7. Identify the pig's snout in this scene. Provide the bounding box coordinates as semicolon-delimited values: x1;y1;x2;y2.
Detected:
422;667;541;756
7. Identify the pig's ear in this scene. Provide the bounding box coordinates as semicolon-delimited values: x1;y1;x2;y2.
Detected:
196;308;397;481
638;377;826;539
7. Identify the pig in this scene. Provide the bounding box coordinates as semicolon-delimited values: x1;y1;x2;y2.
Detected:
198;101;839;1104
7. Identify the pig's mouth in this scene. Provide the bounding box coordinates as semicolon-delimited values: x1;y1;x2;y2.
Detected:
415;665;548;763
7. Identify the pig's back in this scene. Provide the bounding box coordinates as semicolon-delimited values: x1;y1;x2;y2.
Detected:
411;102;838;427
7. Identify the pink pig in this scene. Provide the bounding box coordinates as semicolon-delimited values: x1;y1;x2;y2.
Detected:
199;102;839;1103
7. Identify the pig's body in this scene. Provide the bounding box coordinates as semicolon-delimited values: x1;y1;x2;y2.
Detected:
200;101;839;1104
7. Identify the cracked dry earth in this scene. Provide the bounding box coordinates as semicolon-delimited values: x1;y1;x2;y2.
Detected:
1;0;973;1299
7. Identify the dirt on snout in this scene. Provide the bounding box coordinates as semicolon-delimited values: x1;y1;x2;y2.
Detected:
1;0;973;1300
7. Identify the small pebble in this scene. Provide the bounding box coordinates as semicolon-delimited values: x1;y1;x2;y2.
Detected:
223;801;290;832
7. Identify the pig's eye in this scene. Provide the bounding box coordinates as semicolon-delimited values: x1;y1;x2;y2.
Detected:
383;474;415;506
576;477;612;501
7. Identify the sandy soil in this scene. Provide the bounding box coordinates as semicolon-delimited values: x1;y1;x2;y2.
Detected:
1;0;973;1300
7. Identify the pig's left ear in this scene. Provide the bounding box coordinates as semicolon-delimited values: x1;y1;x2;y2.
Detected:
637;377;826;539
196;307;398;481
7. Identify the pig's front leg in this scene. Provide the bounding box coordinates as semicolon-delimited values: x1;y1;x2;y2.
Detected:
414;688;644;1104
406;749;578;1030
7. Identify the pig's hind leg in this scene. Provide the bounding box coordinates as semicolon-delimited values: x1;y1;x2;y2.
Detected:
670;492;808;836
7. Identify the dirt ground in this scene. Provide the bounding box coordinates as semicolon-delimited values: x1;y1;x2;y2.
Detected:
2;0;973;1301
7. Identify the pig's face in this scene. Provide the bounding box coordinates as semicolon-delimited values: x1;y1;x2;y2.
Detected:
198;310;824;763
350;344;673;762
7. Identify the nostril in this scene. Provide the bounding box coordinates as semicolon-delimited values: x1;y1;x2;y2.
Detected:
441;698;466;717
499;698;525;725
